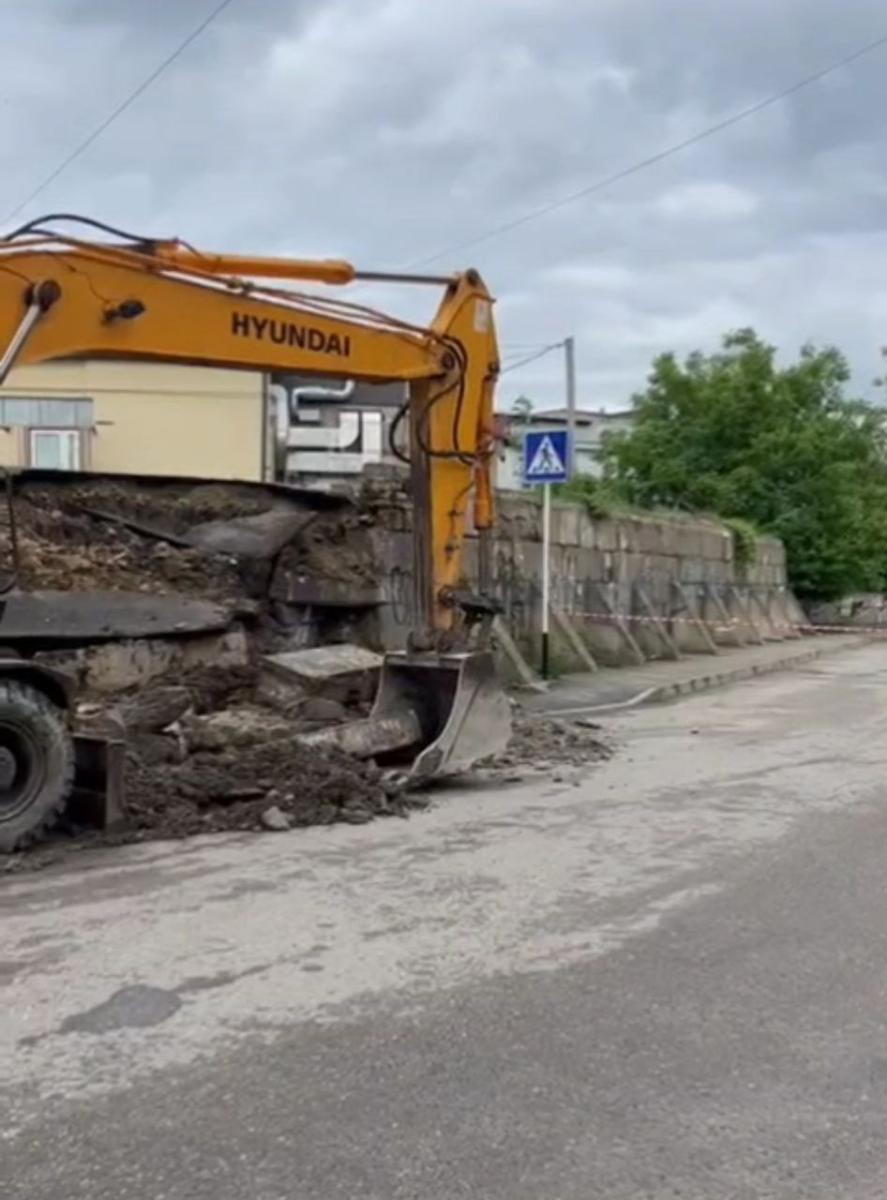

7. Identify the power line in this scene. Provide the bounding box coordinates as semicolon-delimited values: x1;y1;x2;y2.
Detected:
500;342;564;375
5;0;238;222
407;30;887;268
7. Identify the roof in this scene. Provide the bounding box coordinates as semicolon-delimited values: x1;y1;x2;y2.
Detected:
532;407;633;421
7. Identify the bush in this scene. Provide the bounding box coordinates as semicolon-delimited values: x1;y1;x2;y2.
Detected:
600;329;887;600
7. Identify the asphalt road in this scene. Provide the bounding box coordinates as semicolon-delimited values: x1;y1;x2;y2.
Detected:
5;645;887;1198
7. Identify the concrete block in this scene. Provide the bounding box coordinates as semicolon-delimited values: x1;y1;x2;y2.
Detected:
578;517;598;549
552;504;582;547
260;643;382;706
636;519;666;555
594;520;620;552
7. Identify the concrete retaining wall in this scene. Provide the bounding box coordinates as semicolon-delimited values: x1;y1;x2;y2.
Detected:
360;476;796;674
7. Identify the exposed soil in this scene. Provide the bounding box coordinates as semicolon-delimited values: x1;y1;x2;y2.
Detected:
0;474;614;869
3;478;375;602
2;706;614;873
480;713;613;778
10;489;246;599
275;518;377;588
124;738;407;837
115;710;612;843
21;479;273;535
156;663;261;714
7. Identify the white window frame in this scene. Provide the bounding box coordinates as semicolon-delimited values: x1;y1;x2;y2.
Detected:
28;428;83;471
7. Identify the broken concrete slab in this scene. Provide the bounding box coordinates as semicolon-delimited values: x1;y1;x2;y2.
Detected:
37;628;249;694
0;590;234;642
260;643;382;706
118;686;193;733
185;509;316;559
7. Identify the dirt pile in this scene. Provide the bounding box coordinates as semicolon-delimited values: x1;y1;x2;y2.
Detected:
117;708;613;845
11;488;246;599
125;738;405;838
110;663;412;843
482;713;613;775
4;477;377;605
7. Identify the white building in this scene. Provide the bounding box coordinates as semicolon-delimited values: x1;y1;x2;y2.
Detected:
496;406;634;490
269;374;407;481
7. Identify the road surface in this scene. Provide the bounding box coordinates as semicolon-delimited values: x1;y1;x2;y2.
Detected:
4;645;887;1198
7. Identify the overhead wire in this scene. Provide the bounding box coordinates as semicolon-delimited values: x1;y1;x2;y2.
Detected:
500;342;564;376
5;0;238;222
406;29;887;268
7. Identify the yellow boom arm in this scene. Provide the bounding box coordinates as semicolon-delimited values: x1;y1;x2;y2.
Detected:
0;220;501;635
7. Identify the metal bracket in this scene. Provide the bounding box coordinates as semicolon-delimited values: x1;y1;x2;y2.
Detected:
0;280;60;386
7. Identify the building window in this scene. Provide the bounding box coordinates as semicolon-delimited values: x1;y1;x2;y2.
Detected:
28;429;82;470
1;397;93;427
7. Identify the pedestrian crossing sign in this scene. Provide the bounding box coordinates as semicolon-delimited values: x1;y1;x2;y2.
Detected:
522;428;569;485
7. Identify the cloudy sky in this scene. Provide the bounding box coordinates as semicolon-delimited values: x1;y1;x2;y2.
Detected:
4;0;887;410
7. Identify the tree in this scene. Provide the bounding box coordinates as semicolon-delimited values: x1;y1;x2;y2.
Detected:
601;329;887;600
510;395;534;420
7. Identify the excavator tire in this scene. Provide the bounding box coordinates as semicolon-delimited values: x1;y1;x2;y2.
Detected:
0;679;74;853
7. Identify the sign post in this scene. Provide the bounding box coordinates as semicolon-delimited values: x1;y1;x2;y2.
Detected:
522;428;570;678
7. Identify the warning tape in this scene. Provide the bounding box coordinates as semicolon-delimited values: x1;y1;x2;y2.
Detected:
564;608;887;638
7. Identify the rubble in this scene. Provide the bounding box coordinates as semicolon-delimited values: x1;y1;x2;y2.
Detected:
123;732;407;839
299;697;348;723
0;474;616;862
480;713;613;777
260;805;292;832
180;707;292;752
7;477;374;611
117;686;193;733
259;644;382;708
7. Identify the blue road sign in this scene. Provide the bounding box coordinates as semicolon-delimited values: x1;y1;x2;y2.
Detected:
522;428;569;485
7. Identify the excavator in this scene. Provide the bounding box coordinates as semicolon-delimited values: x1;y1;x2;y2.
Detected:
0;214;511;851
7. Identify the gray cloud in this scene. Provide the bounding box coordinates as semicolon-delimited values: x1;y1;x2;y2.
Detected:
3;0;887;407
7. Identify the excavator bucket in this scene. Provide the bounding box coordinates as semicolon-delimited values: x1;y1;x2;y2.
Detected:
67;731;128;832
295;649;512;780
371;649;512;780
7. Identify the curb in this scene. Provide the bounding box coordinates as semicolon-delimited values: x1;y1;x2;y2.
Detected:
533;637;868;718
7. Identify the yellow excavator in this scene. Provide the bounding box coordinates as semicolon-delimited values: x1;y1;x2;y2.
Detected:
0;214;511;851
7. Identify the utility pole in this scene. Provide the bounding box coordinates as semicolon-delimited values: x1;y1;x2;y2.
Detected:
564;335;576;477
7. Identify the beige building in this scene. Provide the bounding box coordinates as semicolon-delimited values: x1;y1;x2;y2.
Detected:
0;360;267;480
0;361;410;483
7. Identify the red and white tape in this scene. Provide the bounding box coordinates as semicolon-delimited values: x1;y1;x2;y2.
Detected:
560;609;887;638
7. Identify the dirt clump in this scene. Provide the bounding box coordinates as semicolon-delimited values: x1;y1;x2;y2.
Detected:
481;713;612;775
168;664;261;714
273;512;377;590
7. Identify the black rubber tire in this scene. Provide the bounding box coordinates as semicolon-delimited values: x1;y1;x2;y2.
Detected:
0;680;74;853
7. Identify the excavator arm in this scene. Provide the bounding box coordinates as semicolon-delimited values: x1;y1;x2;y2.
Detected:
0;219;501;634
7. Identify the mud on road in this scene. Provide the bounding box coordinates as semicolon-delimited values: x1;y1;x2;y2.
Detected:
7;683;612;873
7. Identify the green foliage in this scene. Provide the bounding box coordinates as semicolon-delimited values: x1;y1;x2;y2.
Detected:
601;329;887;600
722;517;759;576
555;475;626;517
